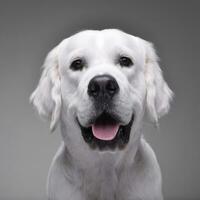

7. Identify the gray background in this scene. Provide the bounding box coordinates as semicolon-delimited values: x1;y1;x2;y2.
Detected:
0;0;199;199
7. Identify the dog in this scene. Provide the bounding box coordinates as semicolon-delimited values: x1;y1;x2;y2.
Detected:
30;29;173;200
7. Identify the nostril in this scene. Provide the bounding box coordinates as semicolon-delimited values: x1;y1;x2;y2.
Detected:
88;80;100;97
106;79;119;96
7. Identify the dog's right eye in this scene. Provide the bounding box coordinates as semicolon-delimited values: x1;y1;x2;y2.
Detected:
70;59;85;71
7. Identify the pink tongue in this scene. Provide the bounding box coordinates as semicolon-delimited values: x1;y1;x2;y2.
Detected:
92;124;119;141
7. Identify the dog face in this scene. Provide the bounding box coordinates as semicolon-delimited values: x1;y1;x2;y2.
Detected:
30;29;173;151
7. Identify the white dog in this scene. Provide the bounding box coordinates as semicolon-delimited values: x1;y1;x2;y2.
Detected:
30;29;173;200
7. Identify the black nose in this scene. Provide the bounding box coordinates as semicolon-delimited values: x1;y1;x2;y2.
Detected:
88;75;119;99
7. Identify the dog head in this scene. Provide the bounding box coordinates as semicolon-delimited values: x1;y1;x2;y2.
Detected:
30;29;173;151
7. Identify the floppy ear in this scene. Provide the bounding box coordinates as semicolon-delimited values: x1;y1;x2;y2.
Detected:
145;42;173;123
30;46;61;131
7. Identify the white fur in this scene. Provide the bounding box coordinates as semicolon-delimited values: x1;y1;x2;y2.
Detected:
30;29;173;200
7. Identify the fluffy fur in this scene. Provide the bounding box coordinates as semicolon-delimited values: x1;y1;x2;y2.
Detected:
30;29;173;200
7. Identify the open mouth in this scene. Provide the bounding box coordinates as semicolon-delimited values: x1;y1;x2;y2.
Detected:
77;112;134;150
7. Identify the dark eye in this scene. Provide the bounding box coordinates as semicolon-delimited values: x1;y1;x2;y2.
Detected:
70;59;85;71
118;56;133;67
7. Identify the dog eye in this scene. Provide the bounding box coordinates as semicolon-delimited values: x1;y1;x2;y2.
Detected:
118;56;133;67
70;59;85;71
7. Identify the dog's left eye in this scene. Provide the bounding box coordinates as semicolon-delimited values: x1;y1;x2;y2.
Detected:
118;56;133;67
70;59;85;71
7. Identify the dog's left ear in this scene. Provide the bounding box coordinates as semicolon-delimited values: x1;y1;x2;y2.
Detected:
30;46;61;132
144;42;173;123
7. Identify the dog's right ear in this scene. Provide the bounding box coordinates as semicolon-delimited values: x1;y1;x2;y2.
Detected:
30;46;61;132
